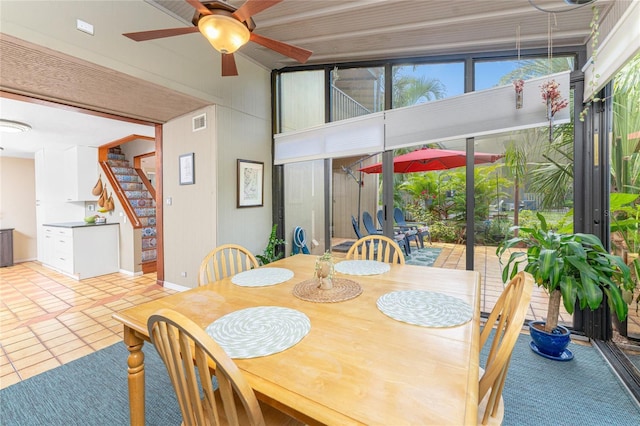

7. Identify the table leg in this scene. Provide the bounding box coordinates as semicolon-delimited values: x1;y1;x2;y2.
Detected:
124;326;145;426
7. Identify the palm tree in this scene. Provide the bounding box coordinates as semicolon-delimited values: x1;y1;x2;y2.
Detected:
393;74;446;107
498;57;575;85
503;142;527;232
529;122;575;210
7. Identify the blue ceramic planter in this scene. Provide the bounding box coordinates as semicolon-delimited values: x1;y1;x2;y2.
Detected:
529;320;573;361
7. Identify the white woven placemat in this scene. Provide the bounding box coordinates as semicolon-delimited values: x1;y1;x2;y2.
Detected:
231;268;294;287
205;306;310;359
334;260;391;276
377;290;473;328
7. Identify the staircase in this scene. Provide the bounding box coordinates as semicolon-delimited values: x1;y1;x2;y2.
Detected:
107;147;157;271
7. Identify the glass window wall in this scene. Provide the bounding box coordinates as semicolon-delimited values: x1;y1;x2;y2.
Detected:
278;70;327;255
392;62;464;107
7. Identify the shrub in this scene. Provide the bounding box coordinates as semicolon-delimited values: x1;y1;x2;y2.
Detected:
429;221;458;243
405;203;435;224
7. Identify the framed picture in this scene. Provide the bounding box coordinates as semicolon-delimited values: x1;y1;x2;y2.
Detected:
179;153;195;185
237;159;264;207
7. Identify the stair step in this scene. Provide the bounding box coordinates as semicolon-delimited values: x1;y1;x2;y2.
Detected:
141;249;157;262
141;237;157;249
135;208;156;217
137;217;157;226
115;174;140;183
107;152;125;160
107;159;130;167
124;190;150;199
111;167;138;175
129;198;154;208
119;182;144;191
142;226;157;237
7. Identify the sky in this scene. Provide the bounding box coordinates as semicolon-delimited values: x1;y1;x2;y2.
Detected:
396;60;524;98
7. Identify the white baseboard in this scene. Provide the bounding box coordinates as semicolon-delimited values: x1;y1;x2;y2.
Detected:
13;257;37;263
162;281;190;292
119;269;143;276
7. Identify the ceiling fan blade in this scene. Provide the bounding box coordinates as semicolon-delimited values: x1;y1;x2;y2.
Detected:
249;33;312;63
232;0;283;23
222;53;239;76
185;0;212;16
123;27;200;42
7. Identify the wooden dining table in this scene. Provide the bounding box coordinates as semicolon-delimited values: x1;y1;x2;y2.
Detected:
113;254;481;426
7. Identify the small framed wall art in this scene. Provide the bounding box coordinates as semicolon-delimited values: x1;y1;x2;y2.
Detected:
237;159;264;207
179;153;195;185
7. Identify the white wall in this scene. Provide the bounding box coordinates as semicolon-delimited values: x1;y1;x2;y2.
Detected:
0;157;37;262
162;57;274;288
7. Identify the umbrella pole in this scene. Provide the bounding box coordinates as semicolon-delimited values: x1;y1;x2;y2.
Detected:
341;165;364;229
357;171;362;229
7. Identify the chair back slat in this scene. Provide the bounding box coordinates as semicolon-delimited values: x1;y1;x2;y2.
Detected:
198;244;259;285
346;235;405;264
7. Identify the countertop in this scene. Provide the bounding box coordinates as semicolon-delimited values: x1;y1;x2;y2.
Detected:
43;222;119;228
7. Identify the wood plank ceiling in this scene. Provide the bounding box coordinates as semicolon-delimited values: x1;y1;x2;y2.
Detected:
150;0;608;70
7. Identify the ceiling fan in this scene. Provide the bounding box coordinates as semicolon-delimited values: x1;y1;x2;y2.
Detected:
123;0;312;76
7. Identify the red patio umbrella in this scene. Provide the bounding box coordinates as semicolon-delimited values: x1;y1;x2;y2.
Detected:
358;148;504;174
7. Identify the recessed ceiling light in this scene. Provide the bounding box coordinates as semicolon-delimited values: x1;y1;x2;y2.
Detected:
0;119;32;133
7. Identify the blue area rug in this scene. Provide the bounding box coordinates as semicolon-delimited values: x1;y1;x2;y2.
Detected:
0;344;181;426
2;333;639;425
482;334;640;425
405;247;442;266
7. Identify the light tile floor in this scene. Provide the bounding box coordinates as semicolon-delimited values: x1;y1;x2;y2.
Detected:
0;261;175;390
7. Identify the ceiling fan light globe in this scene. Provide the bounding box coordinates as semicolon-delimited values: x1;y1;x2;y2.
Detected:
0;119;32;133
198;14;250;54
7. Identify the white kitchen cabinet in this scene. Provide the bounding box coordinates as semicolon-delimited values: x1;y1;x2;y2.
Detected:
42;223;119;279
63;146;99;201
35;149;86;262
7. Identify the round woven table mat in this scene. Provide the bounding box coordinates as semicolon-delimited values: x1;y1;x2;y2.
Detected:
293;278;362;303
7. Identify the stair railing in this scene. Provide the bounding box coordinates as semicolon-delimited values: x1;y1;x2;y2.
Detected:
99;162;142;228
135;168;156;200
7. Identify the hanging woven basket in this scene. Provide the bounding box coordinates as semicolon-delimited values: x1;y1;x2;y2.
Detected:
91;175;103;196
98;187;107;207
105;192;115;211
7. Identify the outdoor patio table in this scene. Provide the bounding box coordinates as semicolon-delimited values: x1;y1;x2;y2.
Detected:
113;254;481;425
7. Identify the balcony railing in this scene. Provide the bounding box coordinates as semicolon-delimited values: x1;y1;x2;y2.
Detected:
331;85;371;121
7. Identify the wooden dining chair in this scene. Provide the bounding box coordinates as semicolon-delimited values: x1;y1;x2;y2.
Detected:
148;308;303;426
198;244;259;286
346;235;405;264
478;271;534;425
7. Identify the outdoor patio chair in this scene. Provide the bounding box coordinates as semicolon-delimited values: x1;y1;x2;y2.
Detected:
198;243;259;286
379;209;422;249
394;207;431;245
377;210;385;229
346;235;406;264
148;308;302;426
362;211;382;235
478;271;534;425
351;215;365;240
363;211;410;255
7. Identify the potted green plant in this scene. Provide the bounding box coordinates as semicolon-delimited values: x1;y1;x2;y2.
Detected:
497;212;634;360
256;224;286;265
